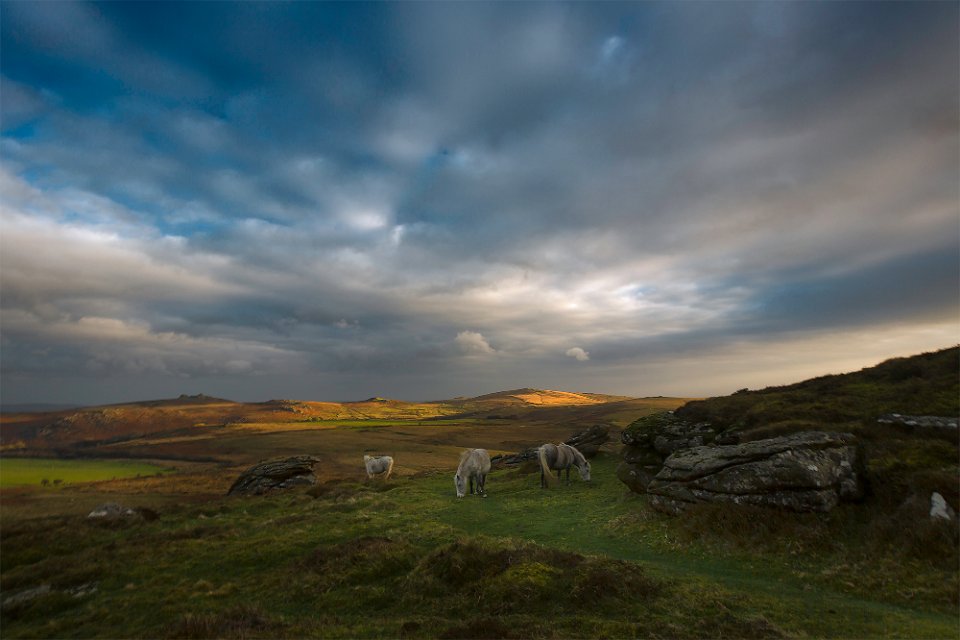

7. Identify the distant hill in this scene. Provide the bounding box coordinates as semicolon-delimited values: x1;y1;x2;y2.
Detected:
0;387;669;454
459;388;631;406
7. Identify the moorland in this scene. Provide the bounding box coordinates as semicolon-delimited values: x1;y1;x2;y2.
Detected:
0;349;957;638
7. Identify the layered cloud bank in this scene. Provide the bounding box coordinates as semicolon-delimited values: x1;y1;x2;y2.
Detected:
1;3;957;404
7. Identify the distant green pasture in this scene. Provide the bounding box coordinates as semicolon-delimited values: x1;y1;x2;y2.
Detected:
0;458;170;487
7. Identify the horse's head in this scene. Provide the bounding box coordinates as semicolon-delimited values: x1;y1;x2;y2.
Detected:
578;459;592;481
454;473;467;498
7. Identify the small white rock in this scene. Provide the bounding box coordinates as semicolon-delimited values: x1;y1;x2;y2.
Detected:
930;492;956;521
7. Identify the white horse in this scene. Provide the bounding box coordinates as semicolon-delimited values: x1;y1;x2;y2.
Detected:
538;443;591;488
363;455;394;480
454;448;491;498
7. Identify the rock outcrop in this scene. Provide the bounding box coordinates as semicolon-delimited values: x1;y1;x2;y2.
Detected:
877;414;958;431
490;447;538;467
646;431;863;514
616;412;719;493
227;455;320;495
563;425;611;457
491;425;612;466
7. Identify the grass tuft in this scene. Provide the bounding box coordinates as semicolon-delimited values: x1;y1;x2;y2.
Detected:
165;604;280;639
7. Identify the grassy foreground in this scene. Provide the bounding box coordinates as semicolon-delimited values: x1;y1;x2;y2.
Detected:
1;453;956;639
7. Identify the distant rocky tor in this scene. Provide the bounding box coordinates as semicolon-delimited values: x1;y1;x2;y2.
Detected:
491;425;611;466
618;412;864;513
227;455;320;495
562;424;611;457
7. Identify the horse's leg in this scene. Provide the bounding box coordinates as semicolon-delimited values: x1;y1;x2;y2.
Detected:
469;476;475;495
565;467;570;485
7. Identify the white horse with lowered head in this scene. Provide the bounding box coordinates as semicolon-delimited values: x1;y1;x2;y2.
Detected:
538;443;590;488
454;448;491;498
364;454;394;480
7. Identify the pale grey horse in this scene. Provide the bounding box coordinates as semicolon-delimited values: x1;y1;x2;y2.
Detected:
364;454;394;480
454;448;491;498
538;443;591;488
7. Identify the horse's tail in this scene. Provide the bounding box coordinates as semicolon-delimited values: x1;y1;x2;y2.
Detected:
538;445;557;487
384;456;394;480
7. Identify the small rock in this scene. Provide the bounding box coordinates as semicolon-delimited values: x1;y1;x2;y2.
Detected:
66;582;98;598
1;584;51;609
88;503;137;519
930;492;956;521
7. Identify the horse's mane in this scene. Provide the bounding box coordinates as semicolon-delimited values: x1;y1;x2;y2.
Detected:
561;443;586;465
457;449;474;471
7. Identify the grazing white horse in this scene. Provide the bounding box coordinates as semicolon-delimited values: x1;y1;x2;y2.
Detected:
363;455;394;480
454;448;491;498
538;443;591;488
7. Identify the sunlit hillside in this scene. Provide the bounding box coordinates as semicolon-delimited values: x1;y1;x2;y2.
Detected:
0;389;686;465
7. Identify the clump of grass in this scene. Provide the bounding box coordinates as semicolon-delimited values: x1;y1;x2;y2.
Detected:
695;612;786;639
1;552;104;593
436;616;521;639
1;589;84;624
571;556;662;607
404;535;662;617
303;536;418;585
305;477;399;501
165;604;281;639
408;536;581;594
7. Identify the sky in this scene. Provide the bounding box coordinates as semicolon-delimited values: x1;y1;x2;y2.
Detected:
1;1;957;406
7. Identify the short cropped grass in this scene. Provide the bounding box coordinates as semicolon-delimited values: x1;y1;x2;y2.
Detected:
0;458;171;487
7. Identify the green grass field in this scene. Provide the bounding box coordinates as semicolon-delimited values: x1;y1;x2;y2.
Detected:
1;453;956;639
0;458;171;487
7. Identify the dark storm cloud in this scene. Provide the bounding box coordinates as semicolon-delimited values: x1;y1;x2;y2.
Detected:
1;2;957;404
